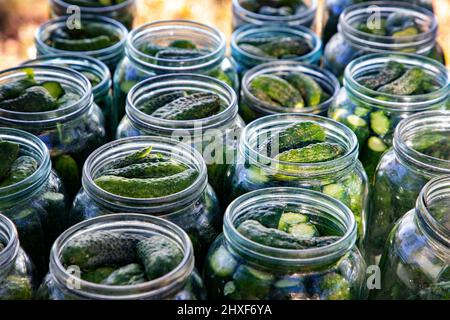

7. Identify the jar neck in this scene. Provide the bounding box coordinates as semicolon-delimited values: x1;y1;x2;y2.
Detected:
394;111;450;178
344;53;449;112
0;214;20;281
52;0;135;14
339;1;437;55
0;128;52;210
0;65;94;127
83;136;208;215
240;114;359;180
50;213;195;299
126;20;226;74
223;188;357;272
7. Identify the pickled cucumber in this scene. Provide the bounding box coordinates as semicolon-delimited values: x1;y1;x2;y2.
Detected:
0;140;20;180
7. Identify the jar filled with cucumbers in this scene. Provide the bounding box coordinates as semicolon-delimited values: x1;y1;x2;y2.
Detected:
204;188;367;300
374;175;450;300
231;24;322;75
226;114;368;241
0;128;68;278
116;74;244;198
35;15;128;72
232;0;317;31
323;1;445;79
366;111;450;265
240;61;339;123
49;0;136;30
0;66;107;198
38;213;206;300
22;54;114;140
329;53;449;180
113;20;239;135
69;136;221;262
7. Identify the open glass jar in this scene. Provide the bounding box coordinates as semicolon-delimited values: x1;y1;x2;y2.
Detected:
328;53;449;180
366;111;450;265
38;213;206;300
323;1;444;79
374;175;450;300
0;128;68;278
113;20;238;135
49;0;137;30
0;213;35;300
0;66;106;198
204;187;367;300
116;74;244;198
240;61;340;123
69;136;221;262
231;24;322;75
232;0;317;31
226;114;368;241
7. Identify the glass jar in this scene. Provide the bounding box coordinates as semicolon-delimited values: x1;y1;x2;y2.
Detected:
116;73;244;199
204;187;368;300
232;0;318;31
231;24;322;75
113;20;239;134
69;136;221;262
328;53;449;180
0;65;107;198
49;0;137;30
240;61;340;123
226;114;368;241
22;54;114;140
323;0;434;45
374;175;450;300
38;213;206;300
366;111;450;266
35;15;128;72
323;1;444;79
0;213;35;300
0;128;68;278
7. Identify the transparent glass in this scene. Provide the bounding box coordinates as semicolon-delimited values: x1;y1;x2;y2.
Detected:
231;24;322;75
0;66;107;198
113;20;239;134
328;53;449;180
0;214;35;300
204;187;367;300
232;0;318;31
240;61;340;123
226;114;368;242
69;136;221;262
0;128;68;278
374;175;450;300
38;213;206;300
323;1;444;79
366;111;450;265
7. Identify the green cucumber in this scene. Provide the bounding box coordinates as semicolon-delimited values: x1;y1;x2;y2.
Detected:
0;276;33;300
0;141;20;180
285;72;323;107
258;37;311;58
361;136;388;180
82;267;115;284
0;156;38;187
101;161;188;179
249;75;304;108
169;39;197;49
40;82;65;100
235;203;285;229
289;223;319;239
378;67;425;95
319;273;351;300
209;245;238;278
278;212;309;232
322;183;350;205
357;61;405;90
0;78;36;101
156;49;207;60
104;147;166;170
101;263;147;285
239;44;271;58
0;86;57;112
139;91;187;114
54;155;80;197
275;142;345;163
370;111;390;136
232;265;274;299
345;114;370;145
53;35;112;51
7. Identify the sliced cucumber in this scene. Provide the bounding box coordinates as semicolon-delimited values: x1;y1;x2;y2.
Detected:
290;223;319;239
370;111;390;136
209;246;238;278
40;82;65;100
278;212;308;232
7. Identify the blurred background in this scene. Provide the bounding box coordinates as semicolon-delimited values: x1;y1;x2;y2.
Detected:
0;0;449;70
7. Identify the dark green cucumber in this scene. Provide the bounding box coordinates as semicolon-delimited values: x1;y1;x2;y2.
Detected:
275;142;345;163
285;72;323;107
0;86;58;112
52;35;113;51
249;75;304;108
169;39;197;49
361;136;388;180
101;161;188;179
258;37;311;58
54;155;80;197
155;49;207;60
232;265;274;299
0;78;36;101
104;147;167;171
0;141;19;180
101;263;147;285
318;273;351;300
378;67;425;95
0;156;38;187
357;61;405;90
139;91;187;114
82;267;115;284
239;44;272;58
136;236;183;281
234;203;285;229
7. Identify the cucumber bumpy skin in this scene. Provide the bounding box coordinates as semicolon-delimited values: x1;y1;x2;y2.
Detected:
104;147;167;171
357;61;405;90
0;140;20;180
0;156;38;188
0;78;36;101
256;37;311;58
101;161;188;179
284;72;324;107
377;68;425;95
101;263;147;286
275;142;345;163
0;86;58;112
139;91;187;115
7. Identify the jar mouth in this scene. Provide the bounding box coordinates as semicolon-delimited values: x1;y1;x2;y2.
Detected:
224;187;356;267
50;213;194;299
394;111;450;177
0;214;20;279
241;114;359;178
127;20;226;72
344;53;449;112
83;136;208;214
0;128;52;208
0;65;93;126
241;61;339;116
231;24;322;67
339;1;437;53
232;0;318;24
22;54;111;100
126;73;238;135
53;0;135;12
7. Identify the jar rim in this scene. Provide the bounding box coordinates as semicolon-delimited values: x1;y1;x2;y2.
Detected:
0;214;20;278
49;213;195;299
126;20;226;72
52;0;135;12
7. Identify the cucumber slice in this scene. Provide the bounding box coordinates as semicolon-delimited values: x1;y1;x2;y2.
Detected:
331;108;349;121
40;82;65;100
323;183;348;202
278;212;308;232
368;136;388;153
370;111;390;136
209;245;238;278
290;223;319;239
246;165;269;184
